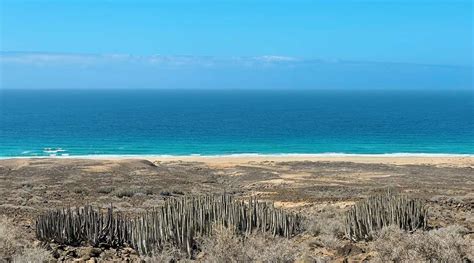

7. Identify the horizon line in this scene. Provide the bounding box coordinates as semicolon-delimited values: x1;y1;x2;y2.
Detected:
2;87;473;91
1;50;471;69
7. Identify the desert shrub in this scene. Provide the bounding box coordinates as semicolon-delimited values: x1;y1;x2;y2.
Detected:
316;234;343;250
244;234;304;262
0;216;53;262
201;224;305;262
310;219;344;238
142;188;154;195
97;186;115;194
115;187;153;198
200;225;247;262
306;206;345;238
371;226;413;262
0;216;24;259
372;225;473;262
142;245;189;263
115;188;137;198
305;206;345;251
73;188;86;194
12;247;53;263
345;191;427;241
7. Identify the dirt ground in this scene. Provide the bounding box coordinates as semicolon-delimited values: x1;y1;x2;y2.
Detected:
0;157;473;262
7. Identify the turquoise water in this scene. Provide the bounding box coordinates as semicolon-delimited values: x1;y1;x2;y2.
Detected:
0;89;473;157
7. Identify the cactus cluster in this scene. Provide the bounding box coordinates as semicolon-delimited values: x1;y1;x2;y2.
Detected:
36;205;131;247
345;190;428;241
36;194;301;256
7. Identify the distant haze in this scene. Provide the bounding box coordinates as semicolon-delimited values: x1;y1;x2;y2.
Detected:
0;52;471;90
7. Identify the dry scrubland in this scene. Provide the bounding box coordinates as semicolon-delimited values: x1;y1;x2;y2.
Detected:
0;157;473;262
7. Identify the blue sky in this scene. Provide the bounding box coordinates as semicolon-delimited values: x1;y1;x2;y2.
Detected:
0;0;472;89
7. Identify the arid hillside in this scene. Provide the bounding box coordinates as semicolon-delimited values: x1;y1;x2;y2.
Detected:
1;158;473;262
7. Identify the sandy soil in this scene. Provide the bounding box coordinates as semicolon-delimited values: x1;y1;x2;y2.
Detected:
0;156;473;261
2;155;472;221
65;155;474;168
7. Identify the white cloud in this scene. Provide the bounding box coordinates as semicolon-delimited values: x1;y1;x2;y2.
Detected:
1;52;464;69
0;52;302;68
254;55;299;62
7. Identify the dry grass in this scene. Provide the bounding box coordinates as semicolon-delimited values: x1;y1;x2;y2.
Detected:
142;245;189;263
114;187;154;198
12;247;53;263
0;216;24;259
199;225;247;262
97;186;115;194
200;224;310;262
0;216;53;262
372;225;473;262
243;234;305;262
305;206;345;250
305;206;345;237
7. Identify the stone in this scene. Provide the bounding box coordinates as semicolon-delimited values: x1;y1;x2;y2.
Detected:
295;255;317;263
123;247;138;255
195;251;206;260
52;249;61;259
63;248;78;258
78;247;102;259
336;243;364;257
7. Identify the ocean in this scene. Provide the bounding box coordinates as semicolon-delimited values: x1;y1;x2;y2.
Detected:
0;89;473;157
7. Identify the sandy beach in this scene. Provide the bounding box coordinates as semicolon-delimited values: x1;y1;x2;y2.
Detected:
146;154;474;167
10;154;472;168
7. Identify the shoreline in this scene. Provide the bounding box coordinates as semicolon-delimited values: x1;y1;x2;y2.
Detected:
1;153;473;167
2;153;473;159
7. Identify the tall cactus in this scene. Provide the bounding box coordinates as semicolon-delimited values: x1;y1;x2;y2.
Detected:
36;205;131;247
344;190;428;241
36;194;301;257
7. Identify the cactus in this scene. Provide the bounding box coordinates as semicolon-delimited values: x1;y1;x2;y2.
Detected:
36;194;301;257
35;205;131;247
344;190;428;241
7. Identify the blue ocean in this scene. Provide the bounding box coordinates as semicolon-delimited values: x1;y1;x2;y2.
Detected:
0;89;473;157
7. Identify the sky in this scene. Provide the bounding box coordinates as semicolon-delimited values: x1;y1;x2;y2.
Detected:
0;0;472;90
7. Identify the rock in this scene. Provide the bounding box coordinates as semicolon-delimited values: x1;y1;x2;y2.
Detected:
78;247;102;260
336;243;364;257
52;249;61;259
295;255;317;263
195;251;206;260
101;250;116;259
63;247;78;258
90;248;102;257
123;247;138;255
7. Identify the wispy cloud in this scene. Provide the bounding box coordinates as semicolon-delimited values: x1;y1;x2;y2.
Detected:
0;52;306;68
2;52;468;70
1;52;470;90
